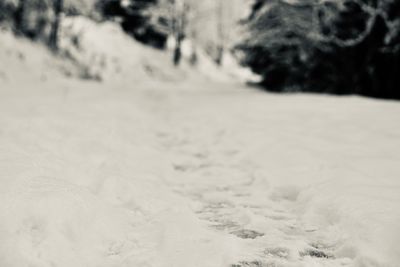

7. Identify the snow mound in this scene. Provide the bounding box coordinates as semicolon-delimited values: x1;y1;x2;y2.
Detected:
59;16;255;86
0;176;139;267
59;16;181;83
0;27;76;87
297;175;400;266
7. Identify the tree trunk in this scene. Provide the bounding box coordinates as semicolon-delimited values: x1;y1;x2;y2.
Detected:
216;0;224;66
49;0;63;51
171;0;187;66
173;36;182;66
14;0;27;35
189;43;198;66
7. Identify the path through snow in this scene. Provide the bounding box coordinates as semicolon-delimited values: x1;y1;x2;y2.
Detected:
149;85;359;267
1;80;400;267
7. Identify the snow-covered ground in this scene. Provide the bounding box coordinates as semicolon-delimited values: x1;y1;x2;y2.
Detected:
1;21;400;267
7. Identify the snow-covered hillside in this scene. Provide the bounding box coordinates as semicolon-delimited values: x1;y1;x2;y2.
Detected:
1;16;250;88
1;17;400;267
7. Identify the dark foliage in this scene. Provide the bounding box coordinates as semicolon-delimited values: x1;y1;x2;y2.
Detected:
97;0;168;49
238;0;400;99
0;0;64;51
0;1;16;24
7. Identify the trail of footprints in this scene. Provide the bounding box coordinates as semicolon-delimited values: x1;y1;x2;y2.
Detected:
196;192;339;267
159;131;348;267
178;169;342;266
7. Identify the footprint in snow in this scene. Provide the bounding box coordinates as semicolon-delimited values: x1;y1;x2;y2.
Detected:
230;229;264;239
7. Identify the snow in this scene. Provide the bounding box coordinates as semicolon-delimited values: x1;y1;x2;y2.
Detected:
58;16;253;85
1;19;400;267
0;27;73;85
59;16;179;83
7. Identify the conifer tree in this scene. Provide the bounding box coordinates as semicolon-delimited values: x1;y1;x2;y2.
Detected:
238;0;400;99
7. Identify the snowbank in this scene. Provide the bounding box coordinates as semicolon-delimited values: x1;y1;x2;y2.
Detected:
59;16;255;85
59;16;179;83
0;85;234;267
0;27;76;87
298;177;400;267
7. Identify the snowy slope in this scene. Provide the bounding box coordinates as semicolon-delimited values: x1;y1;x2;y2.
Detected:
59;16;248;85
0;27;77;87
1;16;241;89
59;16;181;83
1;18;400;267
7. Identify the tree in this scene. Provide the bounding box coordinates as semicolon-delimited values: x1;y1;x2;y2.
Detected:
49;0;63;51
237;0;400;99
169;0;187;65
1;0;95;50
0;0;17;24
215;0;224;65
12;0;53;41
14;0;27;35
237;0;315;90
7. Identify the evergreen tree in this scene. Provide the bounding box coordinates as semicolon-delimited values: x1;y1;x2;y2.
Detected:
238;0;400;99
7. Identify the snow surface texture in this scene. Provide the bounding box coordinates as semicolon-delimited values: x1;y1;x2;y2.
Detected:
1;18;400;267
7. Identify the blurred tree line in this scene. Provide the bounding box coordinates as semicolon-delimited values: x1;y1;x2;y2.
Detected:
0;0;95;50
0;0;203;65
5;0;397;100
237;0;400;99
97;0;231;66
